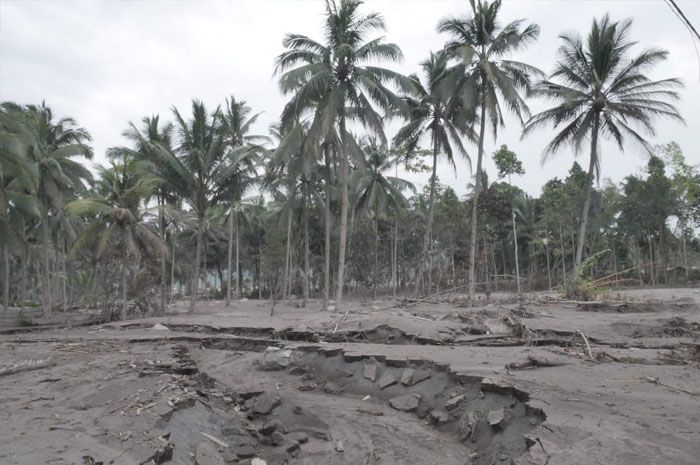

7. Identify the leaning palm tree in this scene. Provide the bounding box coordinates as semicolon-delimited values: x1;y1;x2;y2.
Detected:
523;14;683;272
438;0;540;301
275;0;410;310
3;102;93;313
393;51;473;294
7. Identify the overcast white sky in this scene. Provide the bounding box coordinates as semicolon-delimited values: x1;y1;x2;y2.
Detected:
1;0;698;197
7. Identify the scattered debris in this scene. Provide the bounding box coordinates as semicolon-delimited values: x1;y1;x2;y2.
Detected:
260;347;293;371
389;394;421;412
0;358;55;376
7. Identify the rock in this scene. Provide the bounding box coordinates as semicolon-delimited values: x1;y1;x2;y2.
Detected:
377;372;397;389
195;441;225;465
287;432;309;444
430;410;450;424
488;408;505;427
286;440;300;456
327;305;336;312
231;445;255;458
251;459;267;465
298;381;317;391
323;382;343;394
248;392;281;415
528;417;539;426
400;368;431;386
151;323;170;331
335;440;345;452
288;365;307;375
342;367;355;377
260;419;287;436
239;298;249;302
389;394;421;412
363;363;378;381
260;347;293;371
271;431;285;446
444;395;465;411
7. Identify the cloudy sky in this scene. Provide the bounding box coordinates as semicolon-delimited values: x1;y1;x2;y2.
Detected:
1;0;698;197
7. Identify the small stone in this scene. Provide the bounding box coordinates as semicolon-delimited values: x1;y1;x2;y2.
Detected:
232;444;255;458
292;405;303;414
335;440;345;452
260;419;287;436
342;367;355;377
363;363;378;381
323;382;343;394
389;394;421;412
195;441;225;465
271;431;285;446
528;417;539;426
287;432;309;444
251;459;267;465
289;366;307;375
488;408;505;427
286;440;300;456
444;395;465;411
430;410;450;424
298;381;317;391
400;368;431;386
248;392;281;415
260;347;293;371
151;323;170;331
377;373;397;389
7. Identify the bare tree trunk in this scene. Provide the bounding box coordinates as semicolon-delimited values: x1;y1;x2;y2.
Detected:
121;261;127;321
159;197;166;316
235;216;240;299
392;218;398;299
416;137;439;296
226;208;233;307
62;236;67;311
648;237;655;285
303;184;310;306
282;211;292;300
3;245;9;311
682;225;689;280
20;218;27;305
322;145;332;311
559;224;567;288
373;214;379;300
575;114;600;273
468;97;487;302
510;174;521;296
170;237;176;301
40;207;52;314
189;218;203;313
335;116;349;310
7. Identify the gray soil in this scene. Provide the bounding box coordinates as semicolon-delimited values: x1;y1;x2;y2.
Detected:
1;287;698;465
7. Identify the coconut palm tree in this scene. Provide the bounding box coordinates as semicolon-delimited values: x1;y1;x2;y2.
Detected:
67;160;166;320
3;102;93;313
523;14;683;272
352;138;414;298
275;0;410;310
393;51;473;294
438;0;540;301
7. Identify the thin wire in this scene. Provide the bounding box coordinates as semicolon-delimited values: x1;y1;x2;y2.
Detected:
664;0;700;80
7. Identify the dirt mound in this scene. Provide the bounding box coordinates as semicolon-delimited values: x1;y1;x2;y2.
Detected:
612;317;699;339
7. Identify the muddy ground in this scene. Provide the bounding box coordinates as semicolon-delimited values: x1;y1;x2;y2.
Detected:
0;288;698;465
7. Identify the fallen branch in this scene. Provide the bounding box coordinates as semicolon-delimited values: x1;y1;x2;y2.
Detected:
506;355;568;370
576;330;595;362
201;431;228;448
0;358;55;376
645;377;699;397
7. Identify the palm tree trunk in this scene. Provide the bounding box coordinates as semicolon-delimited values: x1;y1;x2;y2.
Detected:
189;218;203;313
512;209;521;296
20;218;27;305
159;197;166;316
468;96;487;302
226;208;233;307
170;237;176;301
335;116;350;310
575;114;600;273
682;225;688;280
203;237;208;296
322;145;332;311
40;207;52;314
392;218;398;299
373;214;379;300
62;235;67;311
121;261;127;321
303;184;310;306
3;245;9;311
559;224;567;288
417;136;439;296
282;211;292;300
235;216;240;299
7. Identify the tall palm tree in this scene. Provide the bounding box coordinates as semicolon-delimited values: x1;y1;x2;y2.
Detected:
352;138;414;298
67;160;166;320
393;51;473;294
275;0;410;310
4;102;93;313
523;14;683;272
140;100;242;313
438;0;540;301
111;115;175;315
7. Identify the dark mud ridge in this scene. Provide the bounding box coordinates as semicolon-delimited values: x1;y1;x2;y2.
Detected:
155;341;546;465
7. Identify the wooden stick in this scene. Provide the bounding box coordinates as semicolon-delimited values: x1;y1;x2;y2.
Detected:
201;432;229;448
576;330;595;361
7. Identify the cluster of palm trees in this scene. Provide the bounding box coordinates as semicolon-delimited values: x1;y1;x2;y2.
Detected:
0;0;686;318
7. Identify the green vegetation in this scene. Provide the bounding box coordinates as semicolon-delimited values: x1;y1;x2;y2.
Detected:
0;1;694;318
